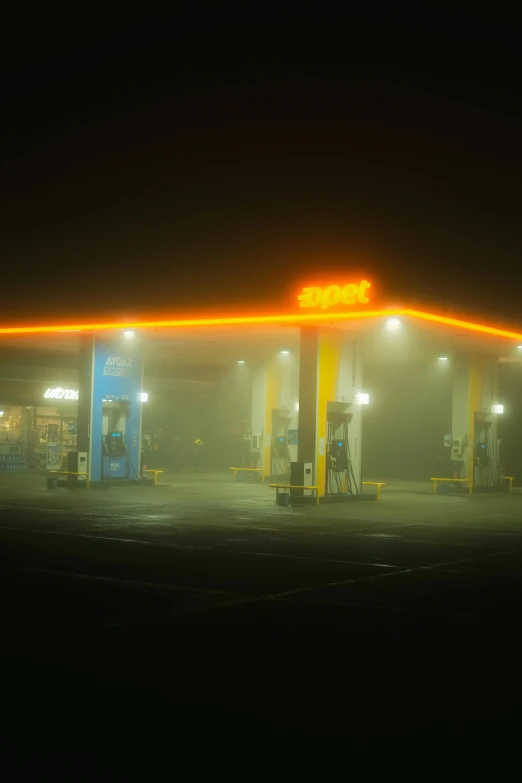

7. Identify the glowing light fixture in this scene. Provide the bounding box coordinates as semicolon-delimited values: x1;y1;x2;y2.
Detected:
237;360;245;364
438;357;449;361
123;330;135;339
140;392;149;403
356;392;369;405
0;411;4;417
280;350;290;355
386;318;401;331
492;404;504;414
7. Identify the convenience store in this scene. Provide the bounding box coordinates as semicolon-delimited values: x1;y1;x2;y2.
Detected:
0;380;79;469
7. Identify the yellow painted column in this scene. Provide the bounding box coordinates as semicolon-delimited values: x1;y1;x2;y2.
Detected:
316;329;344;497
467;355;487;480
298;327;344;498
263;360;281;478
453;353;494;483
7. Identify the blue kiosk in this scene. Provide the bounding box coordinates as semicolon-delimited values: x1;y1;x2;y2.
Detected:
77;334;145;485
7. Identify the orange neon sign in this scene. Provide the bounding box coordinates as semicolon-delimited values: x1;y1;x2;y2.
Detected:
298;280;371;309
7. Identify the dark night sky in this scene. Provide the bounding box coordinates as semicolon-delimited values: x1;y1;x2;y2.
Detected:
2;21;522;325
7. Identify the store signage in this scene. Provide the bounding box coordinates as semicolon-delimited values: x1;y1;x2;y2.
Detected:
44;387;79;401
298;280;371;309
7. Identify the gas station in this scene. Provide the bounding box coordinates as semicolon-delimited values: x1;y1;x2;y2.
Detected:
1;278;521;501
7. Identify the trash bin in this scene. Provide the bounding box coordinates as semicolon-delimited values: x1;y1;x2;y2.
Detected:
276;491;290;507
47;477;58;490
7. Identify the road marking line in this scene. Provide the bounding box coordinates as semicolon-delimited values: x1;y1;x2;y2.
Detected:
354;534;503;550
17;566;246;599
0;526;401;569
255;547;519;602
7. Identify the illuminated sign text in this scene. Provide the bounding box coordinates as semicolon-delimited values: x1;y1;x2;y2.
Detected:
298;280;371;309
103;355;133;377
44;387;79;401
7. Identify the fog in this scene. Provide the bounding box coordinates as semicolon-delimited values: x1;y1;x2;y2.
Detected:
1;332;522;486
141;374;252;471
498;362;522;481
362;363;453;480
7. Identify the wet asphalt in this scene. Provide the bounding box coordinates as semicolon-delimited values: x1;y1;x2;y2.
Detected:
2;472;522;751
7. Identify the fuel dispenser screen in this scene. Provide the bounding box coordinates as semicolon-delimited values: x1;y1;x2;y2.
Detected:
273;436;288;458
106;431;125;457
330;439;347;471
475;441;489;468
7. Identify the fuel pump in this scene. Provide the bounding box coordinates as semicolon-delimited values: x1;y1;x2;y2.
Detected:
474;415;499;488
326;409;359;496
104;431;125;456
241;429;260;469
101;400;138;480
271;411;290;478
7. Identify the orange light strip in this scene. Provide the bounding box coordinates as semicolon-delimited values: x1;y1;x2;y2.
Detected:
0;308;521;341
0;309;403;335
404;310;522;340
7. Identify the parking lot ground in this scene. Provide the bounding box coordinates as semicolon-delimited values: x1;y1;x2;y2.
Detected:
2;471;522;748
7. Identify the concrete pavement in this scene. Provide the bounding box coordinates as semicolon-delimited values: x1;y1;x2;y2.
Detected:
2;470;522;746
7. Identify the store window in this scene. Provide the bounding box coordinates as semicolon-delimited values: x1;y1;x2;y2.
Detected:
33;407;78;469
0;402;78;469
0;405;31;471
0;405;26;444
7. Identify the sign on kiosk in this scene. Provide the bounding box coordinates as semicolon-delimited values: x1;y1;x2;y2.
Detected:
298;280;371;309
